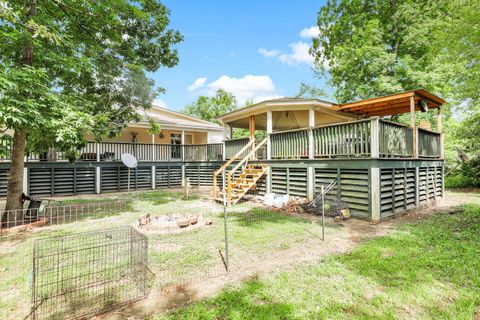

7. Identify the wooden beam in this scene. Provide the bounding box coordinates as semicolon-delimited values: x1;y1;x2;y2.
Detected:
336;91;414;110
410;96;417;158
249;115;255;141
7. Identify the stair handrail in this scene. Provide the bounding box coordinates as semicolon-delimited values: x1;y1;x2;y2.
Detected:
226;138;268;204
213;138;256;199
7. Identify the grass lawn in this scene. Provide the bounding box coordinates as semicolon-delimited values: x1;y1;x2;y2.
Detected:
0;191;322;320
159;203;480;320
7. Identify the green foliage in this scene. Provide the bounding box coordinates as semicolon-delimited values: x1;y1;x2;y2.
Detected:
0;0;182;152
182;89;237;125
445;158;480;189
312;0;459;104
295;82;328;99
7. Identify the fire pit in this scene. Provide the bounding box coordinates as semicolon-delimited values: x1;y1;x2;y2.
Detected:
136;213;212;234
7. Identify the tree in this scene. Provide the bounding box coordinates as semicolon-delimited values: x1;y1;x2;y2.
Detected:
295;82;328;100
182;89;237;125
311;0;459;104
0;1;182;211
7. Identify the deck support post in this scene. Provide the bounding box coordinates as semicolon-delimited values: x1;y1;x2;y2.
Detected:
23;167;28;194
266;167;272;194
151;166;156;189
370;117;380;158
410;96;417;158
307;166;314;200
266;110;272;160
308;109;315;159
370;167;381;221
414;167;420;208
95;166;101;194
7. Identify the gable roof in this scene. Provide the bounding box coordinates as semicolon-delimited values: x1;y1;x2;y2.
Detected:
135;105;223;131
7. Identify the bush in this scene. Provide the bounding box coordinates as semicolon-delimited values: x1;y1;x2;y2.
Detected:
445;158;480;189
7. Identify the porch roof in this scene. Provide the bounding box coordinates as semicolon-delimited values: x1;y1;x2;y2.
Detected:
217;89;447;128
335;89;447;117
217;98;356;130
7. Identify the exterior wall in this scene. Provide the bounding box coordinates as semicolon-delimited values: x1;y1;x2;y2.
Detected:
207;131;223;144
86;127;208;144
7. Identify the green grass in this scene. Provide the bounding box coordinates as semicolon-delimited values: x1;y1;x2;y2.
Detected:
57;189;195;205
159;204;480;320
0;197;319;319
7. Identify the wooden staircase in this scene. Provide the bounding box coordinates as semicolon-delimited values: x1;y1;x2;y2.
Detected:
214;164;268;204
213;138;268;206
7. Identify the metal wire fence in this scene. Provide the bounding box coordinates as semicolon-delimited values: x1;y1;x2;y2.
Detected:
31;226;150;320
0;191;332;319
0;200;131;241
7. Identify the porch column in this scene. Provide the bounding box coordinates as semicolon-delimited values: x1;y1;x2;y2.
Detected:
151;133;155;161
438;107;444;159
266;110;272;160
308;109;315;159
410;96;417;158
181;130;185;162
249;115;255;159
370;117;380;158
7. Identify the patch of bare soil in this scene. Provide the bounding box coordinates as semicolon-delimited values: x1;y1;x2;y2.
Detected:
99;192;479;319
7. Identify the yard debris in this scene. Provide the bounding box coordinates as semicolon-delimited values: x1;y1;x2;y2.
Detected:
138;213;151;226
0;217;49;235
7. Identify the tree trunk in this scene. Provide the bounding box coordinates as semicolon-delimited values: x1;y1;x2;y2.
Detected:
4;0;36;215
5;129;27;214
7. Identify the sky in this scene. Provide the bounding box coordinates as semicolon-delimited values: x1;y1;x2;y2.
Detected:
149;0;329;111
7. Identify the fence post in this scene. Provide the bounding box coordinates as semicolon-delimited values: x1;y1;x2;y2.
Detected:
370;167;381;221
370;117;380;158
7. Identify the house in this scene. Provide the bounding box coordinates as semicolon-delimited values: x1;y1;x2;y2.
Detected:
0;90;445;221
214;89;445;221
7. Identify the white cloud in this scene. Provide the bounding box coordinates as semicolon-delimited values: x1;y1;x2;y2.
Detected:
188;74;281;105
300;26;320;38
187;77;208;91
277;41;314;66
152;98;168;108
258;48;281;58
258;26;319;67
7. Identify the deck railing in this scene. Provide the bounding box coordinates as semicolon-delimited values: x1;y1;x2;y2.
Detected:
418;128;441;158
379;120;414;157
270;129;309;159
0;141;223;162
183;143;223;161
313;120;371;158
225;138;250;159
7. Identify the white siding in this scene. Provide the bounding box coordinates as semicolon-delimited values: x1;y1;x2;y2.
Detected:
207;131;223;143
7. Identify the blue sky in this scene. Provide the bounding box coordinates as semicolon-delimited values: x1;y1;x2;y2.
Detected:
150;0;329;111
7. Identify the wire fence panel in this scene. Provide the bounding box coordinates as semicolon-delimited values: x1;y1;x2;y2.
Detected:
0;200;131;241
31;226;149;320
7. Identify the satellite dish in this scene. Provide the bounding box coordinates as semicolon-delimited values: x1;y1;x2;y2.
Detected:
121;153;138;168
418;99;429;112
